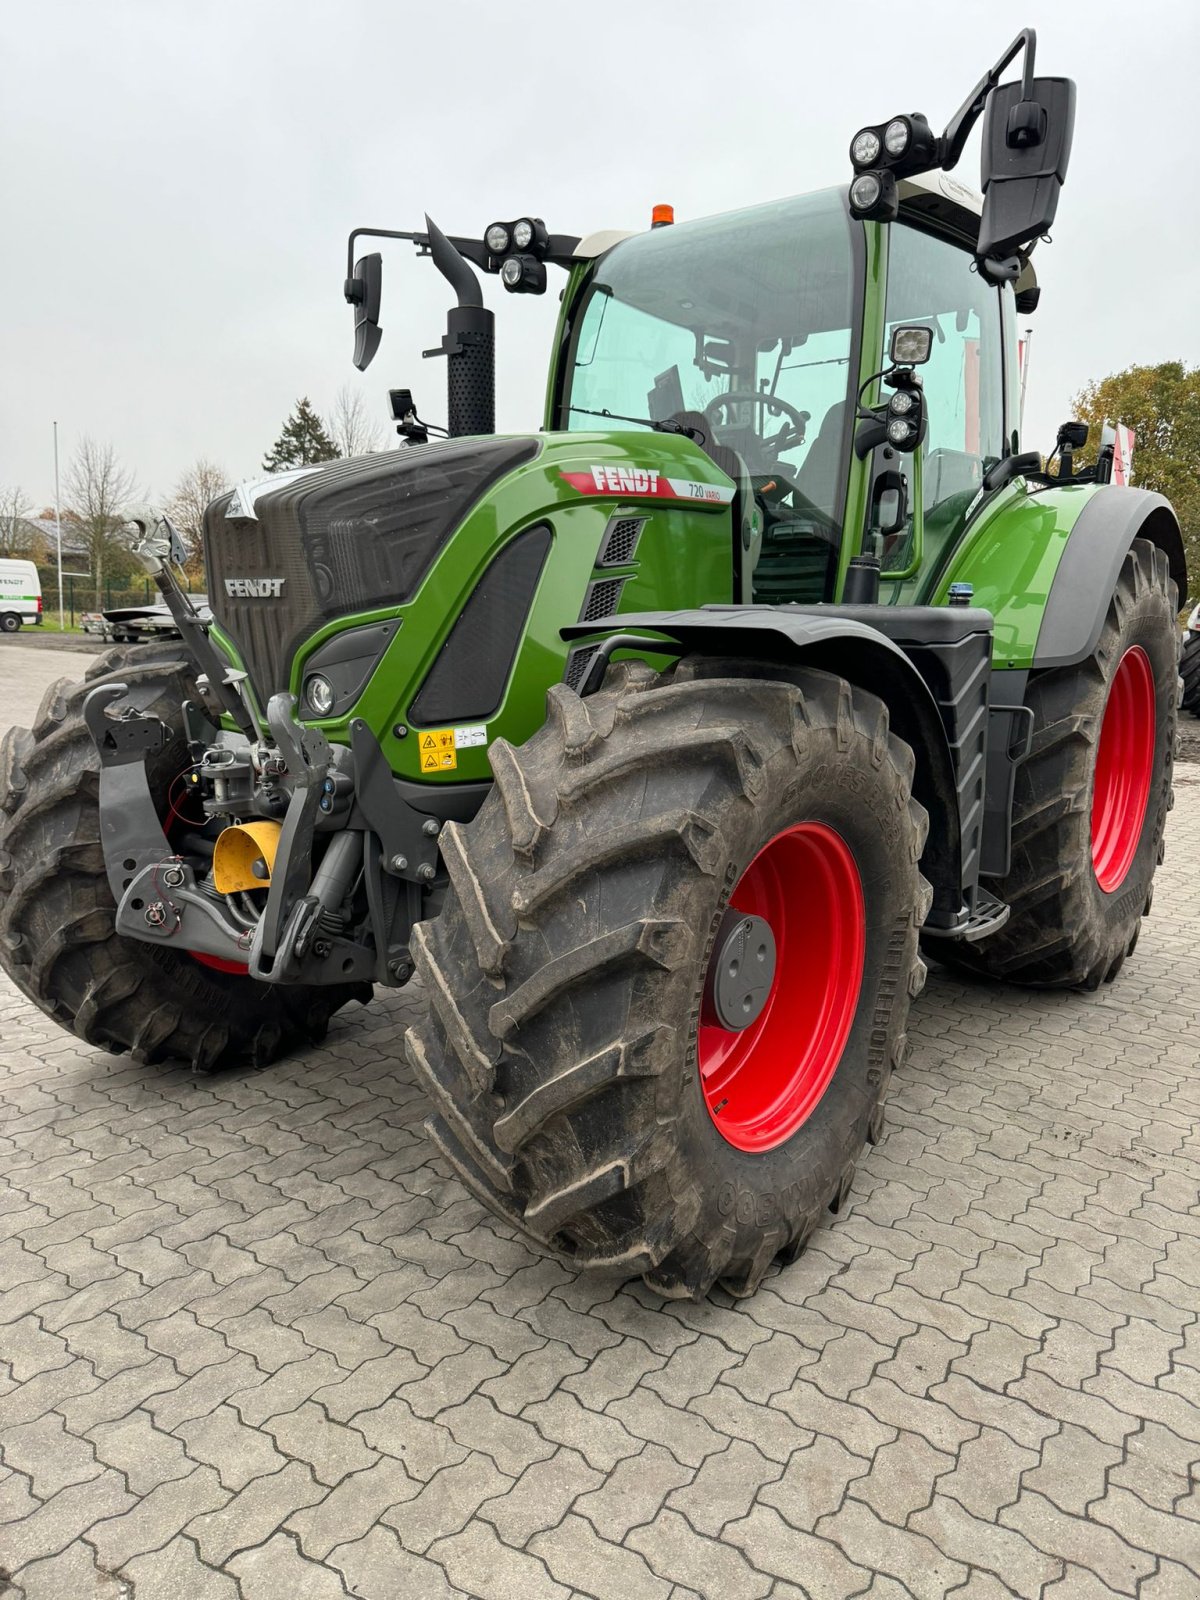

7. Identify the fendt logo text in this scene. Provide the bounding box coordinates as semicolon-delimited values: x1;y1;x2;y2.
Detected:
224;577;286;599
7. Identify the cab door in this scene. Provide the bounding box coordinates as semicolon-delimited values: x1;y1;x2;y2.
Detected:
876;221;1013;592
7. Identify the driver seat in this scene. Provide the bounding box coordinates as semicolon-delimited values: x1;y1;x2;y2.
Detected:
668;411;760;595
795;400;849;517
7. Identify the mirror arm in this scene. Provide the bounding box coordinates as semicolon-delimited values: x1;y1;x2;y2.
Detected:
345;226;430;286
939;27;1037;170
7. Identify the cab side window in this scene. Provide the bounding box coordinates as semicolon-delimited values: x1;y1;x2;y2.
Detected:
884;224;1005;548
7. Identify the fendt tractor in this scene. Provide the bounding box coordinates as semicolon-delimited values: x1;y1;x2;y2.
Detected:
0;32;1186;1299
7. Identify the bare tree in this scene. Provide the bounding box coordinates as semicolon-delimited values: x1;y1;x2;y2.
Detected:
166;457;231;584
62;438;139;607
0;485;33;558
326;385;385;457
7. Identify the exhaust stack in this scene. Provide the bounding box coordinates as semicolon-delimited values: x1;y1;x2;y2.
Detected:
423;215;495;438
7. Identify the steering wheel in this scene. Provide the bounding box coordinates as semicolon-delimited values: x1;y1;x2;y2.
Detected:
704;391;811;463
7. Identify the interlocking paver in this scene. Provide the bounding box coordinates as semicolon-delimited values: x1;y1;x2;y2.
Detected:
573;1442;693;1541
326;1524;459;1600
383;1453;512;1554
0;1471;135;1573
1;648;1198;1598
478;1446;602;1546
670;1438;786;1536
86;1407;195;1496
723;1504;871;1599
2;1412;104;1499
8;1540;129;1600
431;1517;571;1599
173;1402;290;1490
263;1400;379;1485
185;1460;326;1565
227;1530;353;1599
530;1511;673;1600
999;1489;1157;1595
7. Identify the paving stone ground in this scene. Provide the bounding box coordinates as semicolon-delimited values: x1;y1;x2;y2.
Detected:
1;645;1198;1600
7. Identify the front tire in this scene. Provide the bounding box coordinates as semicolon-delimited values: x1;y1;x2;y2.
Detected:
0;642;369;1070
406;659;930;1300
938;538;1177;989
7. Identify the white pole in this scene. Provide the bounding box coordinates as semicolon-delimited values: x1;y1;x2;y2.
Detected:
1019;327;1034;430
53;421;64;630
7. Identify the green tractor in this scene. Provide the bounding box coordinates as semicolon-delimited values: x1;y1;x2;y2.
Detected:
0;30;1185;1298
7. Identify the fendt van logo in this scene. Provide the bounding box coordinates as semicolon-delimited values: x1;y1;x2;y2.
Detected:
224;577;286;599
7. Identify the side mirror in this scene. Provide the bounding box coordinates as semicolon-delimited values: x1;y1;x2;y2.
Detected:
978;76;1075;272
889;325;933;367
344;252;382;371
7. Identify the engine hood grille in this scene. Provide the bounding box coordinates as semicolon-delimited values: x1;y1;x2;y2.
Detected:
203;437;539;698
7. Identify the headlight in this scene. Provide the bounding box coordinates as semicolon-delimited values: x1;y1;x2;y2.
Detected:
485;222;510;255
305;674;335;717
512;218;534;250
500;257;524;287
889;390;914;415
884;118;909;157
851;128;881;167
850;173;883;211
887;418;913;446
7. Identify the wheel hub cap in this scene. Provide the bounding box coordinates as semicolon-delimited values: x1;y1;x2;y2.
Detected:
706;911;777;1031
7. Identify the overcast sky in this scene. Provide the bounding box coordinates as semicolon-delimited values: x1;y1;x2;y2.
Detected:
3;0;1197;509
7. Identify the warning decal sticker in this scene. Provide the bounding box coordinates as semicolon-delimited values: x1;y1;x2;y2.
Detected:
419;729;458;772
416;725;489;772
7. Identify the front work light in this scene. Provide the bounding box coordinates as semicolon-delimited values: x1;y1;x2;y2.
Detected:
848;168;899;221
512;218;535;250
886;417;914;446
500;253;547;293
884;118;910;156
851;128;882;167
485;222;510;255
889;323;934;366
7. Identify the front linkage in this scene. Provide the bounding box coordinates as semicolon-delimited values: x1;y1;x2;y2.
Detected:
85;512;438;991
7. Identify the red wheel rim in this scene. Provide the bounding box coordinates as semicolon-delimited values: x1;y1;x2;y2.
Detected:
1091;645;1155;893
698;822;865;1152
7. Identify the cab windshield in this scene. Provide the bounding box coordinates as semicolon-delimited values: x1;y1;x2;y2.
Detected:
559;189;861;600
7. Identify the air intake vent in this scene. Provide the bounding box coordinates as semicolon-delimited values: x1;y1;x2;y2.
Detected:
409;524;552;727
580;577;625;624
597;515;645;568
564;644;601;694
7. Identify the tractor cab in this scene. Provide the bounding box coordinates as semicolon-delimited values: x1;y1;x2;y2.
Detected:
549;173;1032;610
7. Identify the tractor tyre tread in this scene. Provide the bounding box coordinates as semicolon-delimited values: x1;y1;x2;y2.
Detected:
407;658;928;1300
935;539;1177;989
1180;630;1200;717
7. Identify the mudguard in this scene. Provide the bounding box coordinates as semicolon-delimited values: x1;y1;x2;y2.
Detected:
563;604;971;929
1034;489;1187;670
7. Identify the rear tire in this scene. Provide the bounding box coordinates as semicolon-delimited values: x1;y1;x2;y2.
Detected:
406;659;929;1300
1180;631;1200;717
0;613;21;633
0;642;369;1070
936;539;1177;990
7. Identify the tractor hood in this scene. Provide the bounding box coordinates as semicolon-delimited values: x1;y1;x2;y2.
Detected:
203;437;539;698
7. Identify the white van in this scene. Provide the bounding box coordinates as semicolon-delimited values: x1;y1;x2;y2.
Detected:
0;559;43;632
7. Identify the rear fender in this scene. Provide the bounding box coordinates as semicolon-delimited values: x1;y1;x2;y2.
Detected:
563;606;967;928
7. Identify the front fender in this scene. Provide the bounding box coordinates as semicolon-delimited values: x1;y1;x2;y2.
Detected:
563;605;970;929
